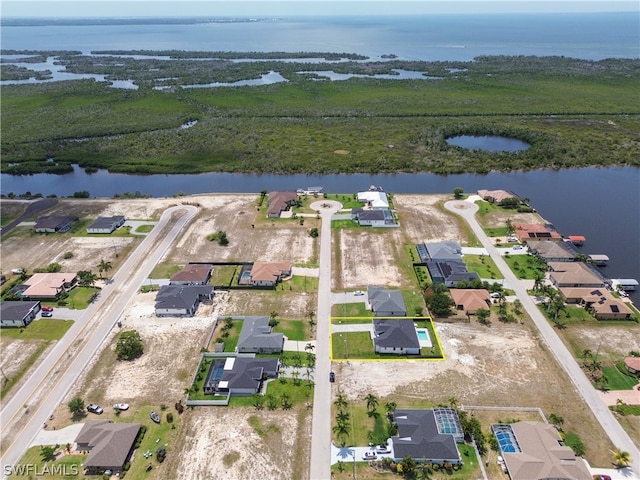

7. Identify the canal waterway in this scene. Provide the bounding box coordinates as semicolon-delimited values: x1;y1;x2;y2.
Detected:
2;166;638;302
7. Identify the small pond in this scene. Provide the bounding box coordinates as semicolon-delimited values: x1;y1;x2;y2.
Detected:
446;135;530;152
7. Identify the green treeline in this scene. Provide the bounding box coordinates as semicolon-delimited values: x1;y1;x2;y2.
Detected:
1;54;638;175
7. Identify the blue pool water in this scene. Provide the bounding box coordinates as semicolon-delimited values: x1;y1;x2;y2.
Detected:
417;330;429;341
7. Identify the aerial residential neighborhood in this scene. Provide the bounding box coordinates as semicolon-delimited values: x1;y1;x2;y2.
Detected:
0;190;638;480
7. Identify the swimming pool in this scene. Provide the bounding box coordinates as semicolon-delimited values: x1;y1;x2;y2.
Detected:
492;424;522;454
416;328;432;347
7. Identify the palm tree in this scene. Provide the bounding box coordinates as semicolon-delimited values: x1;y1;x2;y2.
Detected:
269;310;278;327
305;342;315;353
365;393;378;413
533;271;545;293
582;349;592;359
332;420;351;442
548;413;564;429
384;401;397;415
334;393;348;413
612;448;631;468
448;397;458;409
97;259;112;279
336;410;350;423
513;299;523;317
417;462;434;480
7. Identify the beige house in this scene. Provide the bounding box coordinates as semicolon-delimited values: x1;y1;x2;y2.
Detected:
513;223;562;243
494;422;591;480
21;273;77;299
449;289;490;314
548;262;604;289
249;261;292;287
559;287;632;320
267;191;298;218
477;189;519;204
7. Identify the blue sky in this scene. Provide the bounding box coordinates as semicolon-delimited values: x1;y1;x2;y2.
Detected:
2;1;638;18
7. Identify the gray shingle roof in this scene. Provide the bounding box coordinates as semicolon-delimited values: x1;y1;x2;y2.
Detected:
367;286;406;314
0;301;39;321
155;285;213;310
392;410;461;462
424;241;462;261
373;319;420;349
237;316;284;352
75;421;140;470
87;216;125;230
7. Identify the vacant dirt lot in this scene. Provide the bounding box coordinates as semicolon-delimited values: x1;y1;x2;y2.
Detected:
393;194;465;243
334;317;616;468
168;407;311;480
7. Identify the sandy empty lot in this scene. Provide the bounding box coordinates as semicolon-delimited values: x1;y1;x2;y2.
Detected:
393;194;465;243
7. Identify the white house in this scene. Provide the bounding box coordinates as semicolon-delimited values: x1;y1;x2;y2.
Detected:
357;191;389;209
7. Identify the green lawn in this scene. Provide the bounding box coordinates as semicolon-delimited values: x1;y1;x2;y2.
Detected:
208;319;243;352
149;262;182;279
402;289;426;317
331;219;360;229
332;302;371;317
602;365;639;390
462;254;504;280
332;331;375;359
8;446;85;479
273;318;307;341
210;265;239;287
277;275;318;294
133;224;154;233
1;319;73;340
484;226;510;237
502;254;547;279
60;287;100;309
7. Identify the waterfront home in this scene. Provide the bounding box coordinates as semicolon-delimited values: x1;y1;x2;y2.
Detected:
477;189;519;205
513;223;562;243
529;240;578;262
357;191;389;209
267;191;298;218
559;287;632;320
548;262;604;289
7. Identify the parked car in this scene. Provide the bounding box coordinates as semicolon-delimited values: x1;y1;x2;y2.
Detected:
41;311;53;317
353;291;365;296
113;403;129;411
87;404;103;414
41;306;54;312
376;445;391;454
512;245;524;250
362;451;377;460
329;372;335;383
592;475;611;480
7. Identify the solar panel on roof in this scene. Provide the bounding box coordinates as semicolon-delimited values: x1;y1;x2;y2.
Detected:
611;305;620;313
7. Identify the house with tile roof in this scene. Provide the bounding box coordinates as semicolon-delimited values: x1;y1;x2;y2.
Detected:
75;420;141;474
21;273;77;299
391;409;463;465
267;191;298;218
0;301;40;327
529;240;579;262
170;263;213;285
154;284;214;316
249;261;292;287
367;286;407;316
477;189;519;204
449;289;490;314
623;357;640;376
86;216;125;234
493;422;591;480
559;287;633;320
548;262;605;289
236;316;284;353
513;223;563;243
372;319;420;355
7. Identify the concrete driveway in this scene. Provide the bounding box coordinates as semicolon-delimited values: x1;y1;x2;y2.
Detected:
30;423;85;447
445;199;640;478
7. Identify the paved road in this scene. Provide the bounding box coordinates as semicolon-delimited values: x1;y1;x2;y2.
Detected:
445;200;640;477
0;205;198;479
309;200;341;480
0;198;57;237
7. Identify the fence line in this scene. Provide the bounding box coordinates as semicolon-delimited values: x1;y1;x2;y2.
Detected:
461;405;547;423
